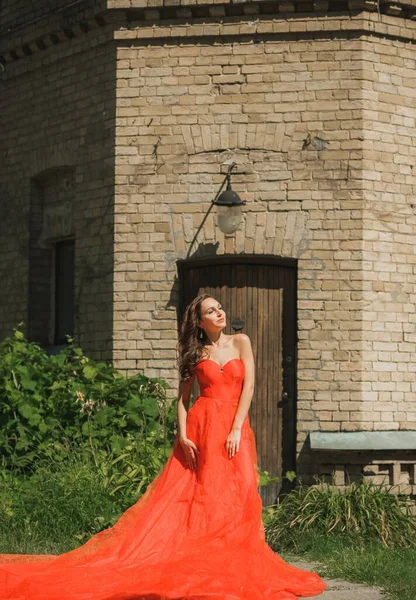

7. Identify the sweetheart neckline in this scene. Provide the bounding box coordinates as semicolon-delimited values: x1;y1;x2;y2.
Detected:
196;357;243;370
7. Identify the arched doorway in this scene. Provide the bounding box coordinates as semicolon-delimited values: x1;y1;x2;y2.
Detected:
177;255;297;506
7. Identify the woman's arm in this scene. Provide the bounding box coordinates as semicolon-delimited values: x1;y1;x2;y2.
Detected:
232;333;255;430
227;333;255;457
176;374;199;470
176;375;195;440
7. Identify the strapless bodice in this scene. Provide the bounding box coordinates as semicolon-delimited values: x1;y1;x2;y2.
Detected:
193;358;244;401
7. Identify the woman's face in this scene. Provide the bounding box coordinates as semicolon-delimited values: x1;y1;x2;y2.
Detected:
198;297;226;333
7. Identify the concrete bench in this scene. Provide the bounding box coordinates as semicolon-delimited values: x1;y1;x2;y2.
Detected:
309;431;416;451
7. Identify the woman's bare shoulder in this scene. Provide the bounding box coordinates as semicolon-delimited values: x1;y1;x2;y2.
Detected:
232;333;252;349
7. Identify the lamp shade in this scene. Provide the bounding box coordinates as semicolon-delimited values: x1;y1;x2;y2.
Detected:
216;205;243;234
213;185;245;208
212;175;246;234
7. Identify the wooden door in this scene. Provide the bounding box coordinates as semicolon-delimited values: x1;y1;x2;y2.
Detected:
178;255;297;507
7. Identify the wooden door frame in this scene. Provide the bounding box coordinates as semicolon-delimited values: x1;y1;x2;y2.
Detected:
177;254;298;490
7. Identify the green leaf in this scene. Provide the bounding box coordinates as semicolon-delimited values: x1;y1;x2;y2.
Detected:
52;353;66;367
285;470;297;483
81;421;90;436
13;342;27;352
18;403;37;420
38;422;48;434
50;381;66;390
82;365;98;380
20;377;37;391
142;397;159;418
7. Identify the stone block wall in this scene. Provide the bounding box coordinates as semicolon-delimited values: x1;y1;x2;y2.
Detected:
316;451;416;512
113;27;367;403
0;0;107;36
111;6;416;478
359;32;416;433
0;22;116;359
0;0;72;33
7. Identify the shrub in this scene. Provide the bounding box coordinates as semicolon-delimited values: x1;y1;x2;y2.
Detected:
0;329;179;553
0;327;176;475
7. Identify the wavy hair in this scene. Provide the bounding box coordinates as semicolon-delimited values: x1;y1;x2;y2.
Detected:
177;294;212;381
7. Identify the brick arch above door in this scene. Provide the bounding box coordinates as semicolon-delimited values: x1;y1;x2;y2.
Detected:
180;123;294;155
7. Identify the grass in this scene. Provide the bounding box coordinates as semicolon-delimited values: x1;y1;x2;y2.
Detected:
1;462;415;600
0;454;123;555
279;533;416;600
264;479;416;600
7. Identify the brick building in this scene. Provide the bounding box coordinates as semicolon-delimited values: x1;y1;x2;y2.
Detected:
1;0;415;505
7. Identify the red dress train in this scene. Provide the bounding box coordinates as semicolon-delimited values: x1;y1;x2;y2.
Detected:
0;358;326;600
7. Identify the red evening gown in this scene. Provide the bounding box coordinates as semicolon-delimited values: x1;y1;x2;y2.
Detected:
0;358;326;600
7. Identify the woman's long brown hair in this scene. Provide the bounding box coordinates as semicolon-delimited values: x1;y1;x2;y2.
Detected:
177;294;212;381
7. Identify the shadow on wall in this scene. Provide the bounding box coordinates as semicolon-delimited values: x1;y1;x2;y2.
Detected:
0;29;117;362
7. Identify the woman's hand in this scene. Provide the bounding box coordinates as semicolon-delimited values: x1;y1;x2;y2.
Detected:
179;436;199;470
226;428;241;458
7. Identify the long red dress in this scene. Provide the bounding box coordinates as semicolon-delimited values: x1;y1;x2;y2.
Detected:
0;358;326;599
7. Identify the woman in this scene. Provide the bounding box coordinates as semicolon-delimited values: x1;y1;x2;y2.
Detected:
0;294;326;600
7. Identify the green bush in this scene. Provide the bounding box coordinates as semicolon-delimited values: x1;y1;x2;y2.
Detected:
0;328;180;554
0;327;176;475
264;479;416;551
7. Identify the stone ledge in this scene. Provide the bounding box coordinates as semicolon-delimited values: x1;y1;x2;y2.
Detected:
2;0;416;66
108;0;416;14
310;431;416;451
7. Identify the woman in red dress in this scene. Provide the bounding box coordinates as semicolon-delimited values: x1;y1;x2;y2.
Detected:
0;294;326;600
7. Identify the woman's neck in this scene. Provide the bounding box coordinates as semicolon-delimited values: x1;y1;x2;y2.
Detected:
205;331;228;347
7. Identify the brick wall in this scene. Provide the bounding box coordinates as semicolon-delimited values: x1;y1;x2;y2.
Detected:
359;33;416;433
112;29;363;400
0;0;105;35
0;24;116;359
1;0;415;489
111;9;416;482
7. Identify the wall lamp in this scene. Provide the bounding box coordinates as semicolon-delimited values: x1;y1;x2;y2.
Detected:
213;163;246;234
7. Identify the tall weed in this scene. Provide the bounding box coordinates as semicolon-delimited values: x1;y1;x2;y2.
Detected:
264;479;416;550
0;454;118;554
